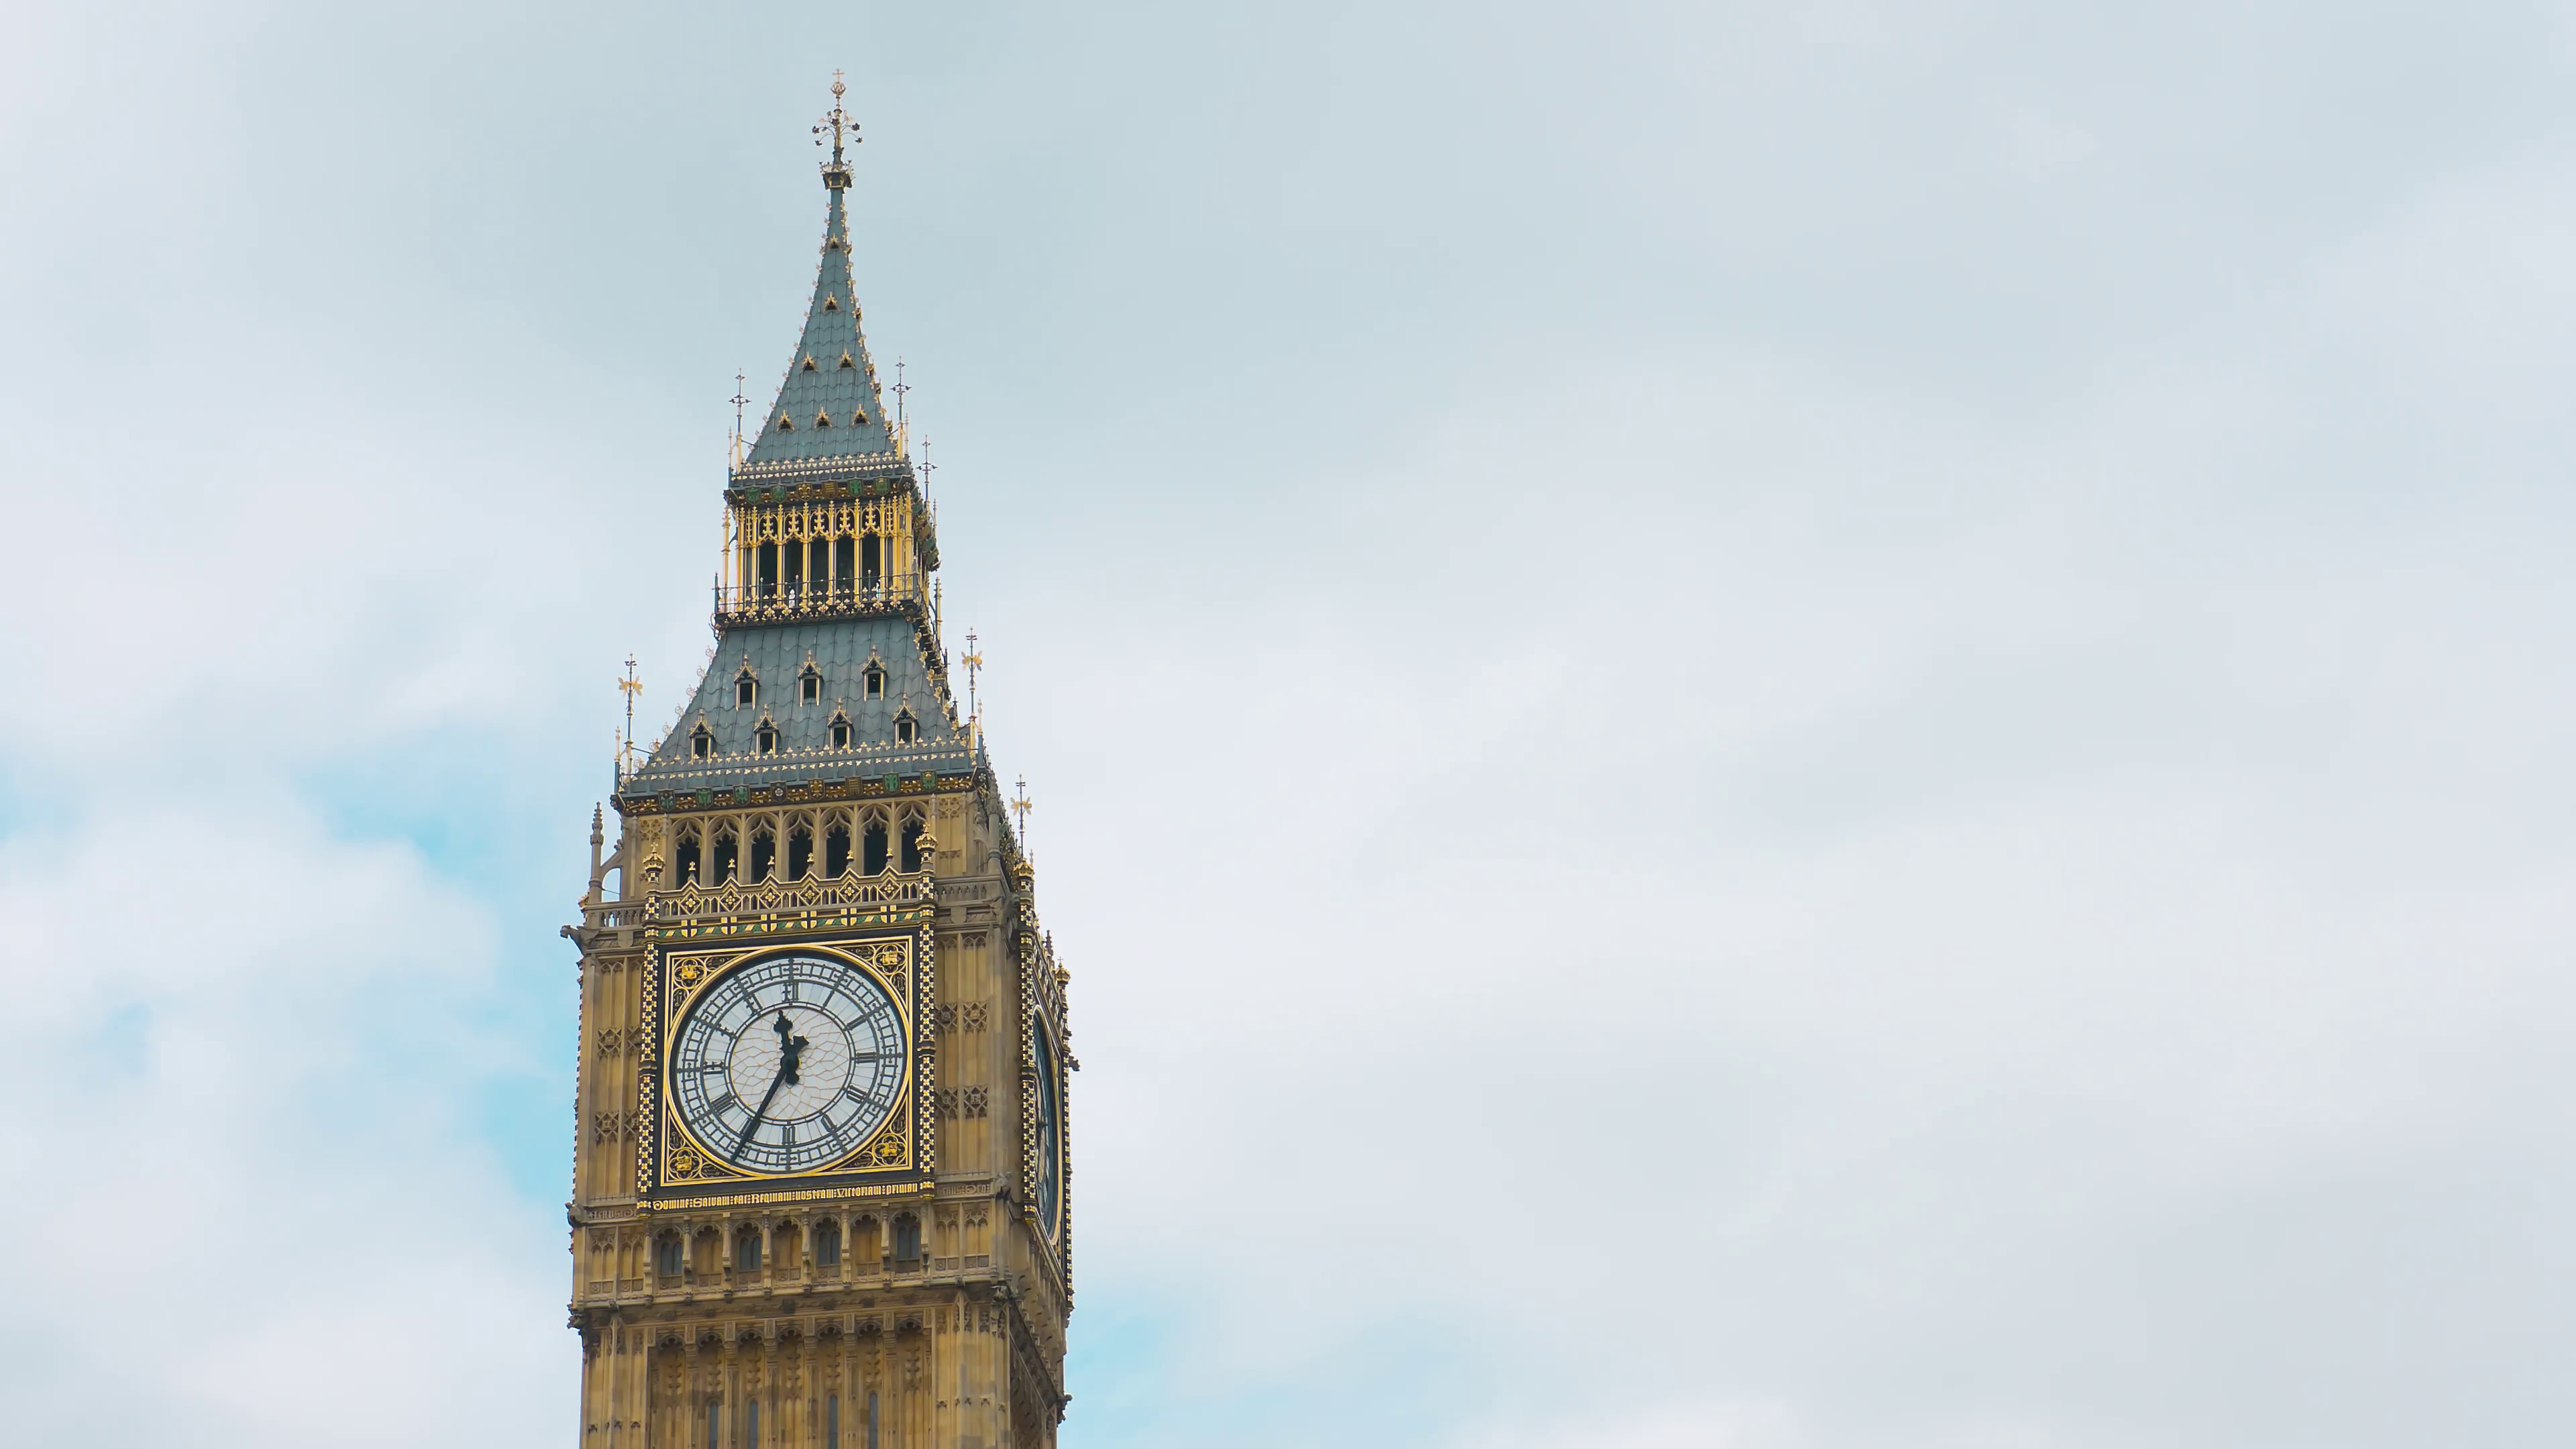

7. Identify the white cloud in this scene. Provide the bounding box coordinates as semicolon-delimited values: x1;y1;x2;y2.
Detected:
0;804;570;1444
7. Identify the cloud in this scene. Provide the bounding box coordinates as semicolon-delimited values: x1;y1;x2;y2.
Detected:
0;803;570;1443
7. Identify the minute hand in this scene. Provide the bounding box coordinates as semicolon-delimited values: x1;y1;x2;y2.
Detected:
735;1066;790;1159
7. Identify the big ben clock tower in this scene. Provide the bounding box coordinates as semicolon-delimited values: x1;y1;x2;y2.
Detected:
563;80;1075;1449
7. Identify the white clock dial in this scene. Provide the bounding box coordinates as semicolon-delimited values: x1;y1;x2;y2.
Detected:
669;951;906;1175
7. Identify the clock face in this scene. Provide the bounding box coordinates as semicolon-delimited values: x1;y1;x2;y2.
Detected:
1034;1023;1063;1240
668;951;907;1177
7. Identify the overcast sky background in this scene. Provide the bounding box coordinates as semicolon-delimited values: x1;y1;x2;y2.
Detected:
3;1;2573;1444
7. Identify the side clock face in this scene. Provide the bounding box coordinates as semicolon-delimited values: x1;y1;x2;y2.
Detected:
668;952;906;1176
1033;1024;1063;1240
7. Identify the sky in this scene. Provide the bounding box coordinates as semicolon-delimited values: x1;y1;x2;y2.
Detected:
3;1;2573;1444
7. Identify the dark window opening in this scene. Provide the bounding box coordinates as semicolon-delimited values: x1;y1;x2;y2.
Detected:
863;667;885;699
784;540;805;592
839;352;855;369
801;674;822;704
675;833;701;886
656;1233;683;1277
692;726;713;759
749;828;775;882
860;534;881;582
755;723;778;755
712;831;739;885
830;719;851;749
828;1394;841;1449
867;1391;879;1449
748;1400;761;1449
815;1220;841;1267
892;1215;920;1262
862;820;889;875
786;826;813;881
894;712;917;745
824;823;851;877
802;356;818;372
736;674;757;708
756;541;778;596
899;816;926;873
736;1230;761;1271
834;537;855;589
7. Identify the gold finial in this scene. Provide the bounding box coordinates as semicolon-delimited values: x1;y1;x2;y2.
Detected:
892;357;910;455
814;71;859;186
616;655;644;779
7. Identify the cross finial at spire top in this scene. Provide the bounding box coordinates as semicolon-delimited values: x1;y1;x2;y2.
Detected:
813;71;859;186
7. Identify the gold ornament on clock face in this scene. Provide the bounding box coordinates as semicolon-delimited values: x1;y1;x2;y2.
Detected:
668;951;906;1176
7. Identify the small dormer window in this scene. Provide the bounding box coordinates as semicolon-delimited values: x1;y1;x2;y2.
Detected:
852;407;869;425
691;724;714;759
801;674;822;704
828;711;851;749
815;411;833;427
802;356;818;372
837;352;855;369
863;665;885;700
894;711;917;745
775;414;794;432
755;718;780;755
735;669;757;708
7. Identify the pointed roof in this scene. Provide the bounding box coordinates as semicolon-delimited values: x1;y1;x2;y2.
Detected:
745;116;896;467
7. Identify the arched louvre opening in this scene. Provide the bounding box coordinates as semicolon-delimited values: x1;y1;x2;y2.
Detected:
861;819;890;875
824;822;851;877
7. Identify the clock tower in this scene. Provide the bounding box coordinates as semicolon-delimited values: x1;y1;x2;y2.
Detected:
564;83;1075;1449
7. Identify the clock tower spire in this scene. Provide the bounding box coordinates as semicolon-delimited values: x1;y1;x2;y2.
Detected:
564;80;1075;1449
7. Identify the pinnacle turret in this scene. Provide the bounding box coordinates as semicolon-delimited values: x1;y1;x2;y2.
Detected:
743;81;896;467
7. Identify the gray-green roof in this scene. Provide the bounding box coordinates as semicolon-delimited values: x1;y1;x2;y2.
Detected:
745;180;897;466
622;617;974;800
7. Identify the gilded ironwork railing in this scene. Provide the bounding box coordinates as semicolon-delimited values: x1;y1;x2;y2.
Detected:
645;868;934;926
714;574;926;627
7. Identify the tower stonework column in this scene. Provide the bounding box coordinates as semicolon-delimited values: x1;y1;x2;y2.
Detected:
564;80;1075;1449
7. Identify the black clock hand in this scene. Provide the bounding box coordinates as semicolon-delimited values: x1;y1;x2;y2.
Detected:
736;1066;790;1157
733;1012;800;1155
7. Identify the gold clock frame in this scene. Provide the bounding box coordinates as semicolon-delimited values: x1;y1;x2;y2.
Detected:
637;928;935;1205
